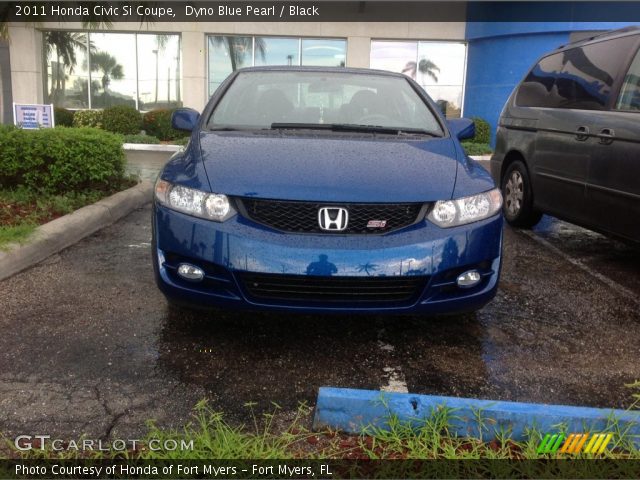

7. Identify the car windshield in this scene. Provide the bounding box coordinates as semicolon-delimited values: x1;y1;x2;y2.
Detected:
207;70;443;135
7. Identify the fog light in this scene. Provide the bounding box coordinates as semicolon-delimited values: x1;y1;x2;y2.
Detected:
456;270;481;288
177;263;205;282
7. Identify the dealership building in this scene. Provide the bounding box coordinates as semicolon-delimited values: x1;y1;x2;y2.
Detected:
0;7;636;142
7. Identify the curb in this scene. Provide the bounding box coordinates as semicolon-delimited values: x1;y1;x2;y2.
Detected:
313;387;640;446
0;181;153;282
123;143;182;152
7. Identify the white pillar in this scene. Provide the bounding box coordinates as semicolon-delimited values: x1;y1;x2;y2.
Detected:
346;36;370;68
181;30;207;112
8;25;43;105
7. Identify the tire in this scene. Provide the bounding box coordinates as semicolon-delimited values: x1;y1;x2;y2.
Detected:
501;160;542;228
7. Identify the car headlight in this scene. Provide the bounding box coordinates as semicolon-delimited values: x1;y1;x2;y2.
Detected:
154;179;236;222
427;188;502;228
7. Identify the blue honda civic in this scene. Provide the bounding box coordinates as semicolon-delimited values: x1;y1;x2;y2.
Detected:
152;66;503;315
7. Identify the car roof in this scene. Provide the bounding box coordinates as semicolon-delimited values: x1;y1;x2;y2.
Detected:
231;65;409;79
554;26;640;53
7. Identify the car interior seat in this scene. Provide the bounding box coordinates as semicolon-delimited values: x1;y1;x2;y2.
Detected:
340;89;384;123
257;89;295;124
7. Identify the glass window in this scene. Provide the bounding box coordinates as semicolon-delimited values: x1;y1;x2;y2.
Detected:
136;34;181;110
557;37;636;110
370;41;418;77
301;39;346;67
88;33;137;108
616;48;640;111
370;40;466;118
518;37;637;110
208;70;443;134
43;31;90;108
207;35;347;97
43;31;182;111
255;37;299;66
208;36;253;96
516;53;564;108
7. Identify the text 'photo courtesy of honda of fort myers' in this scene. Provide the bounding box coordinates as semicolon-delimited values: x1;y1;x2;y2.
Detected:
152;67;503;314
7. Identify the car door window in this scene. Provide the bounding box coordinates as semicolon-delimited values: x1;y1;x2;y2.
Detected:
615;48;640;111
517;36;636;110
516;53;564;108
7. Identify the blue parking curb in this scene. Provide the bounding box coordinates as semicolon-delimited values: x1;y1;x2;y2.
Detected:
313;387;640;447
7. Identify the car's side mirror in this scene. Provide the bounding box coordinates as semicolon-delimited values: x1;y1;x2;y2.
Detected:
447;118;475;140
171;108;200;132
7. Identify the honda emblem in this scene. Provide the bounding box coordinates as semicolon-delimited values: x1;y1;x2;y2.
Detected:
318;207;349;231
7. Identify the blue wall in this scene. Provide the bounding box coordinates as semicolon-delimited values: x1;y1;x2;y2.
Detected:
463;21;638;145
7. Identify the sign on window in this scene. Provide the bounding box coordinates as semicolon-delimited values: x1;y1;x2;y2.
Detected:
13;103;55;129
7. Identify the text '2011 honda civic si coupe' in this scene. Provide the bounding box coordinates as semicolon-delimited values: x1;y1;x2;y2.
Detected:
152;67;503;315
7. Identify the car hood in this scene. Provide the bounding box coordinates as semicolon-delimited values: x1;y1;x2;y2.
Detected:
198;132;460;202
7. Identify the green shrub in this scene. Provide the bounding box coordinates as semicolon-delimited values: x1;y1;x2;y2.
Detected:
102;105;142;135
174;136;190;146
471;117;491;144
461;141;493;156
0;127;126;194
53;107;74;127
142;108;189;141
0;124;16;134
122;134;160;144
72;109;103;129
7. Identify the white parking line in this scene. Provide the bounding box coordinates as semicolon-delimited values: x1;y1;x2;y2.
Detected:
381;366;409;393
127;242;151;248
377;329;408;393
521;230;640;308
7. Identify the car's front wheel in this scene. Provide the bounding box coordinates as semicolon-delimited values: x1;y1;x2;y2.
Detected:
501;160;542;228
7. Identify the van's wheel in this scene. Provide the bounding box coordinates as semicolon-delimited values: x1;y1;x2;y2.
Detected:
501;160;542;228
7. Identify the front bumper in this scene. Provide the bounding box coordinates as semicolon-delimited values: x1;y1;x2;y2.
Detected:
152;203;503;315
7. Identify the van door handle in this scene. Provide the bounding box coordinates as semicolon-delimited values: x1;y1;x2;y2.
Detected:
575;126;589;141
598;128;615;145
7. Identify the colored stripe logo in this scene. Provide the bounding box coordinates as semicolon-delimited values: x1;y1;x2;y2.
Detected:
537;433;613;455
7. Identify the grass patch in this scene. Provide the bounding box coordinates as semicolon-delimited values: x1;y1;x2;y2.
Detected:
0;223;36;247
461;141;493;156
172;136;190;146
5;400;639;462
0;181;137;249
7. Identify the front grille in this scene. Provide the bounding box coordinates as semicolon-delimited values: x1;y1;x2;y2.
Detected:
238;199;425;234
238;272;428;304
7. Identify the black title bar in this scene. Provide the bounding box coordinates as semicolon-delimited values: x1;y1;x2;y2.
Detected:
1;1;640;22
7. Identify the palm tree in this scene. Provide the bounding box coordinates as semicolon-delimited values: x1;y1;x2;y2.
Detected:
152;34;172;105
356;262;379;276
418;58;440;82
89;51;124;105
213;36;266;71
402;58;440;83
44;32;90;103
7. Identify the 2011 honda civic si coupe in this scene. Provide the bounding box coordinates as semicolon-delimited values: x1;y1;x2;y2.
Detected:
152;67;503;315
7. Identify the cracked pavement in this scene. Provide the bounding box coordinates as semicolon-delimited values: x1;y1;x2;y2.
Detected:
0;203;639;441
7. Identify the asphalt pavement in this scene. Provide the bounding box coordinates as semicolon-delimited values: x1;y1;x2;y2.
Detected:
1;200;639;440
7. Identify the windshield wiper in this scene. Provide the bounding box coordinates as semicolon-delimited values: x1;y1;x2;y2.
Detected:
270;123;441;137
331;124;441;136
270;123;333;131
209;126;241;131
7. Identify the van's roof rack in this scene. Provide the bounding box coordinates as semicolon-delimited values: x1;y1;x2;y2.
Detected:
557;26;640;49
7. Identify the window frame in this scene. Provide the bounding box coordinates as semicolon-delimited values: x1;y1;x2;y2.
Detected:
515;33;640;112
205;34;347;100
368;38;468;118
613;36;640;113
41;29;182;111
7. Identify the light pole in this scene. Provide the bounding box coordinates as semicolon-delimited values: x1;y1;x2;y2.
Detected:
152;49;158;105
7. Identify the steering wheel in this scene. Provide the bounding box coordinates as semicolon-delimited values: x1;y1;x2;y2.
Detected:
355;113;393;125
